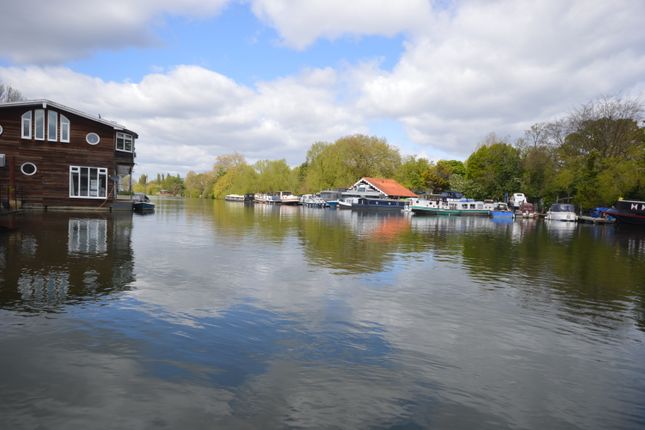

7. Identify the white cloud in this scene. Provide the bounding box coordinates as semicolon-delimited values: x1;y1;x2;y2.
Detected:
250;0;433;49
1;0;644;171
352;0;645;154
0;0;230;63
0;65;363;175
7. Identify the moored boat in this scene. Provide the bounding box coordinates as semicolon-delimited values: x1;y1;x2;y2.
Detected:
350;197;408;211
518;202;537;218
603;199;645;225
133;193;155;213
225;193;254;202
411;198;489;216
545;203;577;222
487;202;514;218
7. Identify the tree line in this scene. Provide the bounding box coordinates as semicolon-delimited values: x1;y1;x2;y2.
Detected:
132;96;643;210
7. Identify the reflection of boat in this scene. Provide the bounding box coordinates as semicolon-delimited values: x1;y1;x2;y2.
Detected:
604;200;645;225
133;193;155;213
545;203;577;222
411;198;489;216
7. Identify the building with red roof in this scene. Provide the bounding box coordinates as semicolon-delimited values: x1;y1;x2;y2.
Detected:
345;177;417;199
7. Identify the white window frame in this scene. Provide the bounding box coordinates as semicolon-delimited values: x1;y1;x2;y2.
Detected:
34;109;45;140
21;111;32;139
69;166;108;199
20;162;38;176
48;110;58;141
60;115;70;143
86;132;100;145
116;132;134;152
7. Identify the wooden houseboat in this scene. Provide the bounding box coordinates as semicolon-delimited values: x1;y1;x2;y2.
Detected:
0;100;138;211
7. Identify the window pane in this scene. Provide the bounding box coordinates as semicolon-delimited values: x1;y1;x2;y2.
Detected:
99;173;107;197
22;111;32;138
35;109;45;140
48;111;58;141
80;167;89;196
61;115;70;142
71;169;79;196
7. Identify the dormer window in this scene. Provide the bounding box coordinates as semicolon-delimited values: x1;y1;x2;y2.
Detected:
21;109;71;143
21;111;32;139
116;132;133;152
34;109;45;140
48;111;58;141
60;115;70;142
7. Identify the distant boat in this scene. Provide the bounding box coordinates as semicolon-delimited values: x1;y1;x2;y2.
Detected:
411;197;489;216
133;193;155;213
487;202;514;218
545;203;577;222
603;200;645;225
518;202;537;219
350;197;408;211
300;194;327;208
225;194;254;202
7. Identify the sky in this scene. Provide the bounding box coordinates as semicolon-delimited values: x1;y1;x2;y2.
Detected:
1;0;644;177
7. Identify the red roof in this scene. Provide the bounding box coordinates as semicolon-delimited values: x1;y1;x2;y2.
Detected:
361;177;417;198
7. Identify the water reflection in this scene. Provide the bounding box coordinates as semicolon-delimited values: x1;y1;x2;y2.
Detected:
0;212;134;312
1;201;644;429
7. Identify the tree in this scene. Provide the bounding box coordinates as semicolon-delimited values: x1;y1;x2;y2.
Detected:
396;156;431;191
465;136;521;200
426;160;466;193
304;134;401;191
0;83;24;103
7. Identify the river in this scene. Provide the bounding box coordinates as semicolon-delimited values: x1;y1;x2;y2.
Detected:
1;198;644;429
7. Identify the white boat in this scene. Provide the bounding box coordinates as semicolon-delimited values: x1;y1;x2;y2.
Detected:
509;192;527;210
300;194;327;207
411;198;489;216
276;191;300;205
545;203;577;222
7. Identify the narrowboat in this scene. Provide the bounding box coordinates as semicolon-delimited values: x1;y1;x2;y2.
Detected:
603;200;645;225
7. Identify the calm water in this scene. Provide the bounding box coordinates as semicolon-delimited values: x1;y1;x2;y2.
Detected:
1;199;644;429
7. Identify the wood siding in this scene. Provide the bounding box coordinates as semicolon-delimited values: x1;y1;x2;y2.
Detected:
0;104;135;208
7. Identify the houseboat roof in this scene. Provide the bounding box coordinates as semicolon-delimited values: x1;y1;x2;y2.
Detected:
0;99;138;138
353;177;417;198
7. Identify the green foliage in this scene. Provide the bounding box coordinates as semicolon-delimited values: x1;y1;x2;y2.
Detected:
466;141;521;200
426;160;466;193
396;156;431;191
303;134;401;191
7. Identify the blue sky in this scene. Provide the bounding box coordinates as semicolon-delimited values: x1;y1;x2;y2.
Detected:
1;0;643;176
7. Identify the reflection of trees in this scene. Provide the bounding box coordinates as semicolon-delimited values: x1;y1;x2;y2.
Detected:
298;211;415;274
0;212;134;312
410;217;645;330
186;199;645;329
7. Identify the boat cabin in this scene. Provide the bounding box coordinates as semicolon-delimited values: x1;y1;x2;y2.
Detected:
0;100;138;210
